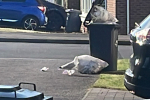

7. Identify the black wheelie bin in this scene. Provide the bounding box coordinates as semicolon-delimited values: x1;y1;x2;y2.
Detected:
84;0;120;71
65;9;81;33
0;82;53;100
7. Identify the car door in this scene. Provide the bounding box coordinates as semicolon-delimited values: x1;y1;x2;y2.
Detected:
0;0;25;23
0;0;5;21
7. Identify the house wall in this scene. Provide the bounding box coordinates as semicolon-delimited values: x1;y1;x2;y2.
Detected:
107;0;116;17
129;0;150;30
116;0;150;35
68;0;80;10
70;0;150;34
116;0;127;35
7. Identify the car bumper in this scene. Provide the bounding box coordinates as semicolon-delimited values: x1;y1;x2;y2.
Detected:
37;13;47;26
124;68;150;99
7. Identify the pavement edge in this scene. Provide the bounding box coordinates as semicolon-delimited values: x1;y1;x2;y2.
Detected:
81;88;92;100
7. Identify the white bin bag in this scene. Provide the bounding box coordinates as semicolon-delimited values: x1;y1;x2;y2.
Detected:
59;55;108;75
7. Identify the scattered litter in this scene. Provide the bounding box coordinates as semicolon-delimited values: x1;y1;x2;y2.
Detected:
41;67;49;72
59;55;108;75
62;70;75;75
130;91;135;94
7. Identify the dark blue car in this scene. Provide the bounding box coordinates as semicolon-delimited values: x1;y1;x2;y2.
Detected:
0;0;47;30
0;0;67;31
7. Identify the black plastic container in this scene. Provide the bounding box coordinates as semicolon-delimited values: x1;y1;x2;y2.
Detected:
65;9;81;33
88;23;120;71
0;82;53;100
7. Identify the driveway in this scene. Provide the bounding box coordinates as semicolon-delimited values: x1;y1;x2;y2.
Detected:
0;29;131;100
0;58;99;100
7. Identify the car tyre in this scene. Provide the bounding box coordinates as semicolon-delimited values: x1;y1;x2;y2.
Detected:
22;17;39;30
46;11;63;31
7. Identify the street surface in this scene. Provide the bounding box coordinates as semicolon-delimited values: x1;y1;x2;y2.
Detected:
0;42;132;59
0;42;132;100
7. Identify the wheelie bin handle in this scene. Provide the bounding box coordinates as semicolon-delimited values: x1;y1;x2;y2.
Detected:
19;82;36;91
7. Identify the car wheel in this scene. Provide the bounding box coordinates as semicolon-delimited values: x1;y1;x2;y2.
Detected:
46;12;63;31
22;17;39;30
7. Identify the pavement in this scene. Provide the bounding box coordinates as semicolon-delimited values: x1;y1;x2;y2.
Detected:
82;88;144;100
0;30;131;45
0;29;145;100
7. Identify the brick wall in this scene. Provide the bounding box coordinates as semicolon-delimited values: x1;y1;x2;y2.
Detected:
68;0;80;10
116;0;127;35
107;0;116;17
129;0;150;30
116;0;150;35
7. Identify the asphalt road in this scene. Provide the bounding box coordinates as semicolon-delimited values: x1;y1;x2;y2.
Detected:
0;43;96;100
0;42;132;100
118;45;133;59
0;42;132;59
0;58;99;100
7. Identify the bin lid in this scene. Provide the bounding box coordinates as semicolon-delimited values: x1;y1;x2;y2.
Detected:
0;89;43;99
83;0;104;27
0;85;44;99
0;83;53;100
0;85;20;92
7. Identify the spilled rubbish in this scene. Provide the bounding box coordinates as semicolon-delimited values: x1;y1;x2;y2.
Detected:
41;67;49;72
59;55;108;75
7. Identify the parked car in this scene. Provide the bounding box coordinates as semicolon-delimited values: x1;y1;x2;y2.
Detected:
124;14;150;99
0;0;47;30
0;0;67;31
130;14;150;41
39;0;67;30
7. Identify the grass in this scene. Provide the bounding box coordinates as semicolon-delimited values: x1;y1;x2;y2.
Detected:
93;59;130;90
117;59;129;71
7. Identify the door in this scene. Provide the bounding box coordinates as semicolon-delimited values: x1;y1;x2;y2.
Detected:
0;0;25;23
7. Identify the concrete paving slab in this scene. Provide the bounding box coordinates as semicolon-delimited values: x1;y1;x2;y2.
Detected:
82;88;144;100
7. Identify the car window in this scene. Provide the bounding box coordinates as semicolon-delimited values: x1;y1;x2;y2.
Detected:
39;0;65;7
2;0;25;2
139;14;150;29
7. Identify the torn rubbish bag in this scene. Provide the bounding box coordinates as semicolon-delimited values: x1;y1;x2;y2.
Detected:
59;55;109;74
90;5;118;23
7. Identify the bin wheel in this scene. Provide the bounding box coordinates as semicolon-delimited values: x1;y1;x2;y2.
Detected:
22;16;39;30
46;12;63;31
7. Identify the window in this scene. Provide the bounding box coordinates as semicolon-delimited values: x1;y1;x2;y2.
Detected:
81;0;92;14
81;0;107;14
102;0;107;9
55;0;67;8
46;0;66;7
